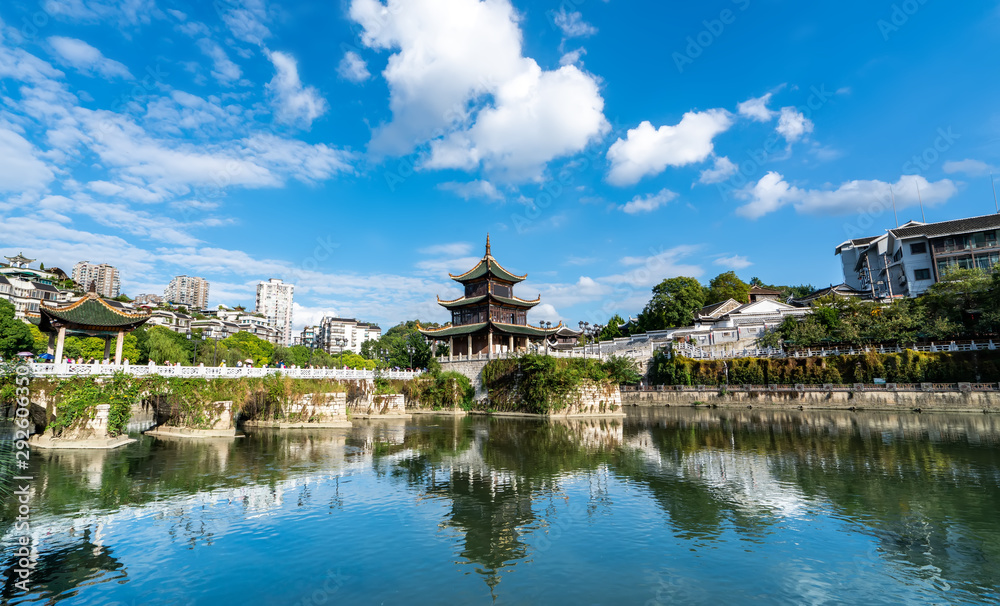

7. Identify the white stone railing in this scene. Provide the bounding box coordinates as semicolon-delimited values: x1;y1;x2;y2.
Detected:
27;363;423;381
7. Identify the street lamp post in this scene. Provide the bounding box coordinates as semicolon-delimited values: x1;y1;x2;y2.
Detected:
406;343;414;369
186;331;204;366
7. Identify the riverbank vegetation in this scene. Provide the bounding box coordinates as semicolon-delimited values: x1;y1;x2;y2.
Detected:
482;354;640;413
649;347;1000;386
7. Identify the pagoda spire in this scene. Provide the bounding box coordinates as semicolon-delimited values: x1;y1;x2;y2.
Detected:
485;233;491;257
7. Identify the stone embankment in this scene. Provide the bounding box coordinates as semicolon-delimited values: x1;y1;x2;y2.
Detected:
622;384;1000;413
244;393;352;429
30;404;136;449
147;400;240;438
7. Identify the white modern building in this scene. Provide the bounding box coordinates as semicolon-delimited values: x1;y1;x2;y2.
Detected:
72;261;120;298
145;309;193;334
255;278;294;346
318;317;382;354
0;253;74;319
836;213;1000;299
165;275;210;309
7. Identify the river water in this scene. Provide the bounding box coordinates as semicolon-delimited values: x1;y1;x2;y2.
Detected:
3;408;1000;605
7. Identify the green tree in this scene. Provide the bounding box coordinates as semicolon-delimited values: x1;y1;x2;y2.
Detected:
597;314;628;341
146;326;190;364
273;345;312;367
706;271;750;305
29;324;49;355
0;299;33;359
637;277;707;331
221;331;275;365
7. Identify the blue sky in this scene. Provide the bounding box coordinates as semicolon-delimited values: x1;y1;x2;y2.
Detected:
1;0;999;330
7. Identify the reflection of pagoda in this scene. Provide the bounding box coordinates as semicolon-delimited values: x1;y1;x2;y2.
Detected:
433;467;535;597
420;235;560;358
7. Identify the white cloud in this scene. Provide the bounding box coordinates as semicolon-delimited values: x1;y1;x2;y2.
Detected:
714;255;752;270
437;180;503;201
349;0;608;181
265;50;328;129
735;172;958;219
552;9;597;38
531;303;562;324
0;128;55;193
218;0;272;46
418;242;473;256
698;156;737;184
606;109;733;186
619;188;677;214
737;93;776;122
196;39;242;85
42;0;157;27
734;172;794;219
775;106;813;143
943;158;995;177
48;36;132;79
337;51;370;82
559;48;586;67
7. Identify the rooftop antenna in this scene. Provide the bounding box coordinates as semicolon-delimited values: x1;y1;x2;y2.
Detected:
992;173;999;214
915;179;926;222
889;184;899;228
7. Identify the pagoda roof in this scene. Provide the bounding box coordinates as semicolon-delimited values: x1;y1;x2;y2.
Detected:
448;235;526;284
437;293;541;309
419;320;561;338
38;293;151;333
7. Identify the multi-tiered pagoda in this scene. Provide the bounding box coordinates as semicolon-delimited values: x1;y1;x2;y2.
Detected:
420;236;560;358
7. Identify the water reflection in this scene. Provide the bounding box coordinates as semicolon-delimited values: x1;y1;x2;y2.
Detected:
1;410;998;604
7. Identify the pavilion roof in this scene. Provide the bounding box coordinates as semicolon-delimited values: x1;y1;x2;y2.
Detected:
38;293;151;333
419;320;561;338
448;235;526;284
437;293;541;309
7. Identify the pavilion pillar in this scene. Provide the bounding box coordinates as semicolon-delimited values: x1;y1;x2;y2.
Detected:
449;337;454;362
488;330;493;359
467;334;473;359
103;338;112;362
115;331;125;365
47;333;56;355
509;335;514;353
54;326;66;364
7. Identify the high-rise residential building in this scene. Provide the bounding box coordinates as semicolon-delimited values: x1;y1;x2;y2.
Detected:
255;278;294;346
72;261;120;298
164;275;210;309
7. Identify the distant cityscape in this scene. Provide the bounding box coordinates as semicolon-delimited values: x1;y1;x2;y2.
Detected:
0;254;380;353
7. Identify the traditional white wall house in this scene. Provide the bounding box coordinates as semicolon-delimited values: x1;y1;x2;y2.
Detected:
671;298;812;354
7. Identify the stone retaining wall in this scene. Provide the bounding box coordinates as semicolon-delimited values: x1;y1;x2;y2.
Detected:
244;393;350;428
30;403;136;449
551;382;625;417
623;388;1000;412
349;394;408;418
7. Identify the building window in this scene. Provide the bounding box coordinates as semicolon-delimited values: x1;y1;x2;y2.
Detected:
909;242;927;255
914;268;931;280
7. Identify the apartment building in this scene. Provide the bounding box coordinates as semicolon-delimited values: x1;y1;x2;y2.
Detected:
317;317;382;354
72;261;120;298
164;275;210;309
255;279;294;346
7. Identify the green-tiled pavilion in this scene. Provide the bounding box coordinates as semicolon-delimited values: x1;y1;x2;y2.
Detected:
37;293;151;364
420;236;560;359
